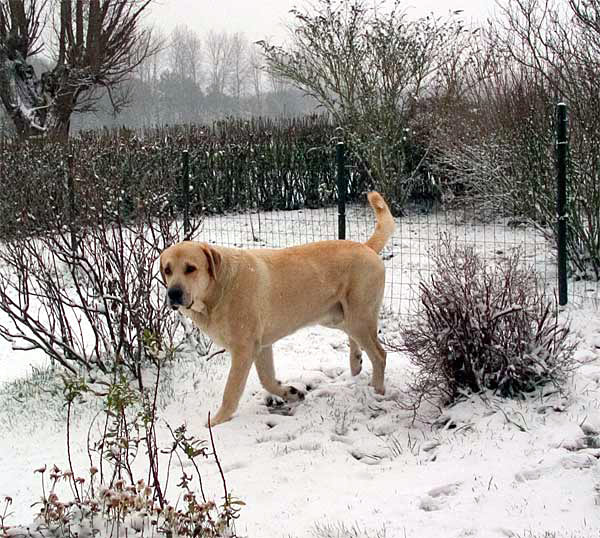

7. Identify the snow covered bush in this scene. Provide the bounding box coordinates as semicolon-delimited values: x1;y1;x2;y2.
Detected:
0;364;242;538
0;439;241;538
0;206;203;379
400;239;577;410
0;162;245;536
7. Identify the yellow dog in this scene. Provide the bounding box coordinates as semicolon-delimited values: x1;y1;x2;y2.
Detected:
160;192;395;426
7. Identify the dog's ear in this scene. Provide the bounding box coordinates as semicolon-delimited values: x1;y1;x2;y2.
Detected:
201;244;221;279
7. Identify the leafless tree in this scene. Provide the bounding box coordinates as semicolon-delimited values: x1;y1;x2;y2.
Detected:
0;0;158;140
134;28;166;86
168;24;202;85
161;25;204;122
228;32;249;102
204;29;233;96
128;28;166;126
247;46;264;114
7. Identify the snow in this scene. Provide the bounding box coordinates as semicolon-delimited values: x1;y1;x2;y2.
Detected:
1;206;600;538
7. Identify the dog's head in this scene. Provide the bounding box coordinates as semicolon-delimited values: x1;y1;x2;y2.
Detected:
159;242;221;313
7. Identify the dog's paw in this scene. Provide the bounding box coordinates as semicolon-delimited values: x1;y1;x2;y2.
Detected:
263;384;305;415
281;384;306;402
264;394;295;416
265;394;286;408
206;409;233;427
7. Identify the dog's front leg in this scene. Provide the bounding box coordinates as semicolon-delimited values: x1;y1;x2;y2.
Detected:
255;345;305;402
208;347;255;427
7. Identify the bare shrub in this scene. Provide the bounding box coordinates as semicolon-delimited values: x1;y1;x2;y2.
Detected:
0;204;204;380
0;366;242;538
399;239;576;411
430;64;555;220
432;0;600;279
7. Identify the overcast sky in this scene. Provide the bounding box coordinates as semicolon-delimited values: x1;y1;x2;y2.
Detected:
147;0;499;43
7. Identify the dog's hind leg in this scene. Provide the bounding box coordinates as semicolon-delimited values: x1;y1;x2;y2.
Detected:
349;337;363;376
347;326;386;395
255;345;305;402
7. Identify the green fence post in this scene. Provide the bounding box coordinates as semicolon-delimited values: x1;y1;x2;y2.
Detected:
556;102;568;306
66;153;77;257
336;142;347;240
182;150;190;239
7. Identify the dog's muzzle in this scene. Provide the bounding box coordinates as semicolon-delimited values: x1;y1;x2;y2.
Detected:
167;287;184;309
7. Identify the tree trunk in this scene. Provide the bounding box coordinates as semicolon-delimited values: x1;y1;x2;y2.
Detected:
11;102;73;142
0;52;75;141
44;108;72;141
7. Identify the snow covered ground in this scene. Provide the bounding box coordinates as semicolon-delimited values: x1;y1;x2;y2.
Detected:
1;206;600;538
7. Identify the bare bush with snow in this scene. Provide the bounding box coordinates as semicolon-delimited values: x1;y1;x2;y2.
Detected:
0;206;204;380
400;238;577;411
0;355;241;538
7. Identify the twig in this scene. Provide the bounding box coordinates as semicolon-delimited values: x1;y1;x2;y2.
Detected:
66;400;81;502
495;404;528;433
146;360;165;509
205;348;226;361
207;413;228;503
165;423;208;504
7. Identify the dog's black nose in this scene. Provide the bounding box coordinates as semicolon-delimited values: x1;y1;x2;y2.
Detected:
167;287;183;305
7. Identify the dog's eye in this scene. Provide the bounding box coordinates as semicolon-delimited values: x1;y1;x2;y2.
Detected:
184;265;196;275
164;266;172;276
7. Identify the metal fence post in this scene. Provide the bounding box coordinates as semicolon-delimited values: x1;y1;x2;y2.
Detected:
336;142;346;240
66;153;77;257
182;149;190;239
556;102;568;306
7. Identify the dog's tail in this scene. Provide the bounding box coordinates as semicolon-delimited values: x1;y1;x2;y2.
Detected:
364;192;395;254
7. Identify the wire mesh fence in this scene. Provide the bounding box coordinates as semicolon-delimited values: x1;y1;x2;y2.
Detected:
191;196;570;317
1;118;598;315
